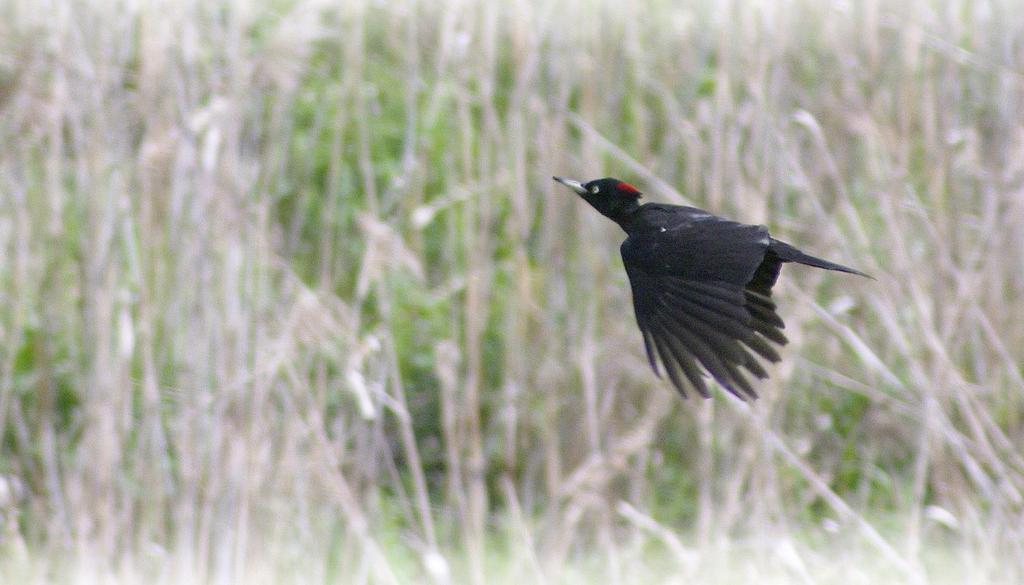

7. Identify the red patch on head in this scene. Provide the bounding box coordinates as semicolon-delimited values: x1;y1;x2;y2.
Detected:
616;181;642;197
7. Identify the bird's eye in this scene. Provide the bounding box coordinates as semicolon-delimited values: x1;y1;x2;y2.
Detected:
590;185;600;194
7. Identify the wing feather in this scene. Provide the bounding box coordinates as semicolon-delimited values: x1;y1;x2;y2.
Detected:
654;306;757;399
623;241;789;399
649;325;709;398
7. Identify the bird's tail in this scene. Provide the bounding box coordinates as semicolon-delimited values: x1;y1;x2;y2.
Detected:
769;238;873;279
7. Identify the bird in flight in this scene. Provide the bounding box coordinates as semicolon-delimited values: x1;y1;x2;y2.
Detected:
553;176;870;400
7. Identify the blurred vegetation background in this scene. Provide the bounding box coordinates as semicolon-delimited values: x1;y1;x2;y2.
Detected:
1;0;1023;583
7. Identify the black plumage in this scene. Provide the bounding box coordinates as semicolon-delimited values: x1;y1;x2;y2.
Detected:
554;176;870;400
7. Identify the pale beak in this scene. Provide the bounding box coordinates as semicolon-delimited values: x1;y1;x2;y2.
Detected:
552;176;587;195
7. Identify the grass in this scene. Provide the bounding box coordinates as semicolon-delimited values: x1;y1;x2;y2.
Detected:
1;0;1023;583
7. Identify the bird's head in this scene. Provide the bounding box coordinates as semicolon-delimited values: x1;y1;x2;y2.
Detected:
553;176;642;222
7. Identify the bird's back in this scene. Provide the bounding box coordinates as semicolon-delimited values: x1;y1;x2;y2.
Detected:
622;203;771;287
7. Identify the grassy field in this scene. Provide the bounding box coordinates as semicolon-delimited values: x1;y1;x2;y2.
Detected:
1;0;1023;583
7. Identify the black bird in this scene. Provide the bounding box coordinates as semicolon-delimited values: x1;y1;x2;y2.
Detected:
553;176;870;400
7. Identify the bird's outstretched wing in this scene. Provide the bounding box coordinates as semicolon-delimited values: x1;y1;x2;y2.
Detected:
621;234;788;400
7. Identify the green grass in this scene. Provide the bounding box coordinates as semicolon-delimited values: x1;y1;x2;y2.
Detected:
0;0;1023;583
